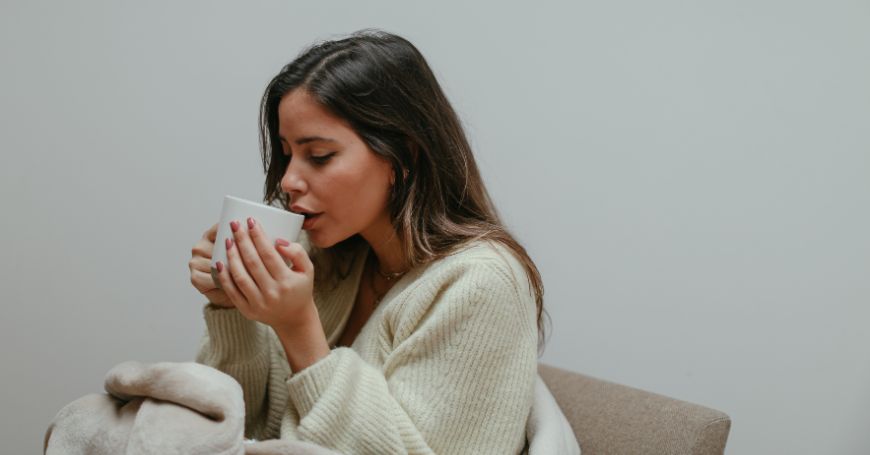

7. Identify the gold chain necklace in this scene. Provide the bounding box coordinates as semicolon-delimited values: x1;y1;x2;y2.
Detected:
377;266;406;281
368;254;408;306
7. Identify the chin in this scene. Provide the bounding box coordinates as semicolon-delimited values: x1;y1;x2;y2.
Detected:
305;231;328;249
309;230;363;250
306;230;340;249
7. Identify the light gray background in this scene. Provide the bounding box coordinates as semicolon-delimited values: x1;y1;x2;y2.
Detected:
2;1;868;453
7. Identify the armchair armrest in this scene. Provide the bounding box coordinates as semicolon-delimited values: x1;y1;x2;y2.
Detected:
539;364;731;455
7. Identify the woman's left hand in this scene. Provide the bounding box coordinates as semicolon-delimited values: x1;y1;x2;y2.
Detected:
215;217;315;331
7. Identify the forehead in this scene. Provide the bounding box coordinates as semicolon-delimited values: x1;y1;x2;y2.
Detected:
277;90;349;139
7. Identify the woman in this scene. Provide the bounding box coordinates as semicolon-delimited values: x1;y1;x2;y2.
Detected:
188;29;548;454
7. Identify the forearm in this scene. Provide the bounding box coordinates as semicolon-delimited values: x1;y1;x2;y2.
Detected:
196;303;277;438
273;303;331;374
197;303;269;363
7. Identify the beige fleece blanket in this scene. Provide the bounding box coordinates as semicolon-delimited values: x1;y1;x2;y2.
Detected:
44;360;579;454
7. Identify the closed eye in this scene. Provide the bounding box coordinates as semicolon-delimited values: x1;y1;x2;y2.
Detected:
281;152;336;165
311;152;336;165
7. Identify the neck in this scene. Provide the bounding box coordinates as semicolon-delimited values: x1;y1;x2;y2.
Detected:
359;216;409;275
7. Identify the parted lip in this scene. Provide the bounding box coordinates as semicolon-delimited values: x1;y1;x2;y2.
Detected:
290;205;321;216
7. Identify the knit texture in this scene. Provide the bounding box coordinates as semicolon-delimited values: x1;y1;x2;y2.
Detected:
195;232;539;454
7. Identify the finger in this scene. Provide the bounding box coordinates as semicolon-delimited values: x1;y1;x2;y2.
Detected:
206;223;218;242
231;219;275;291
191;242;213;260
191;269;220;291
189;256;213;273
246;217;292;282
276;242;314;276
224;232;263;311
189;255;214;272
190;258;220;290
216;258;252;317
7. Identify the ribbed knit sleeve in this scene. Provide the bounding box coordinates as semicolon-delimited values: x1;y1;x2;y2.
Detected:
194;303;290;440
282;259;538;454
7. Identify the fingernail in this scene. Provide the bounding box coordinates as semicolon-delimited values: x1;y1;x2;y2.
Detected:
225;238;233;250
216;261;223;272
247;217;255;229
230;220;239;232
276;238;289;247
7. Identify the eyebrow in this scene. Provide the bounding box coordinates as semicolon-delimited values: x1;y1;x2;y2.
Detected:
279;135;339;145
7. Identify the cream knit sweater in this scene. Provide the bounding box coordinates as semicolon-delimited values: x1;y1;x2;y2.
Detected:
195;232;539;454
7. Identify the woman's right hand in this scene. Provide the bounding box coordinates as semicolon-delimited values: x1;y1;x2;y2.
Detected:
189;223;234;308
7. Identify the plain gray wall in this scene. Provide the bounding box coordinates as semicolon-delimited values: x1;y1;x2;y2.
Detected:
2;1;868;453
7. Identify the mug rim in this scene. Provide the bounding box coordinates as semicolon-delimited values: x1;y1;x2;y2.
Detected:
224;195;302;219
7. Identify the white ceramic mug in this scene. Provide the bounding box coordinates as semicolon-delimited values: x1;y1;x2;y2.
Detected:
210;195;305;289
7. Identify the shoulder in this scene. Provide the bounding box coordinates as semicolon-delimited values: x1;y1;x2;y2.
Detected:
419;239;533;300
388;240;536;327
386;239;538;347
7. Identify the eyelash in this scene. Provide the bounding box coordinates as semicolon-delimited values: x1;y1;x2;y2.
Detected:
283;152;335;165
311;153;335;165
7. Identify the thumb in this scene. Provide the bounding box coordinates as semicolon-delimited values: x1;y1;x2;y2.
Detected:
275;240;313;274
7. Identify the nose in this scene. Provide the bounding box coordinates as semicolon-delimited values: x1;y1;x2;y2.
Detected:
280;159;307;196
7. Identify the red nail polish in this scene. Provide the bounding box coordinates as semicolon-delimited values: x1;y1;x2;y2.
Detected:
230;220;239;232
247;217;255;229
225;238;233;250
276;238;289;247
216;262;223;272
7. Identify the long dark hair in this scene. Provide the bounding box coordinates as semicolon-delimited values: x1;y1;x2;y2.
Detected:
258;29;550;352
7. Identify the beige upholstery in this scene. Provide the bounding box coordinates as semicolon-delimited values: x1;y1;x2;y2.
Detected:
539;364;731;455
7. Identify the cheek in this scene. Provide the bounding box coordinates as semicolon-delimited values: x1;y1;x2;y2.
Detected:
333;169;391;220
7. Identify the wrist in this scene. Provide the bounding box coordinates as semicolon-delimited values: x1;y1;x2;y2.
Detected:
273;302;331;374
207;301;235;309
273;300;320;335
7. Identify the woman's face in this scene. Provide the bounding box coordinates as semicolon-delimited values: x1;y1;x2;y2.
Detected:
278;89;394;248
